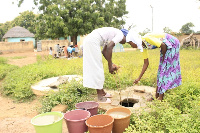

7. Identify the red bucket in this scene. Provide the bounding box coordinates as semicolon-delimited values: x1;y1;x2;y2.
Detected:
75;101;99;116
64;109;91;133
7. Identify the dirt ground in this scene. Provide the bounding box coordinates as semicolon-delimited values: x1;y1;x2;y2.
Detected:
0;48;134;133
0;51;49;67
0;51;70;133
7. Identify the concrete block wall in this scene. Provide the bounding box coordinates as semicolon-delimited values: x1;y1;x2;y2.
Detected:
0;41;34;54
41;40;70;51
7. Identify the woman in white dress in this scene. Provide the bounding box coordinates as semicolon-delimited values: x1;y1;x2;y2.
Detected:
83;27;128;103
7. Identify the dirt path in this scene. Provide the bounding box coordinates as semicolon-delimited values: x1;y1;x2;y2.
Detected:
0;93;40;133
0;51;69;133
0;51;49;67
0;51;45;133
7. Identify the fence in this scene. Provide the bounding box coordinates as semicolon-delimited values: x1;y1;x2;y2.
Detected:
0;41;34;54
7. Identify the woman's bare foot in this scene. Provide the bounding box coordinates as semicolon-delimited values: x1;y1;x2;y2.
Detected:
98;97;111;103
147;97;154;102
103;93;112;98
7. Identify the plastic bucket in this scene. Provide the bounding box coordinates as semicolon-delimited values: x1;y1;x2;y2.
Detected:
105;107;131;133
75;101;99;116
31;112;64;133
86;114;114;133
64;109;91;133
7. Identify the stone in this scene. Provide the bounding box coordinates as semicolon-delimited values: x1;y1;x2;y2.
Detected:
31;75;82;96
134;87;145;93
48;76;69;88
97;85;156;113
51;104;68;113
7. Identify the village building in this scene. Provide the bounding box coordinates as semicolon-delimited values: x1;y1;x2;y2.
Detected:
3;26;35;47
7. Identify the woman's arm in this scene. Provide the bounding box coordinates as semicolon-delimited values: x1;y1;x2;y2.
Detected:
102;41;116;74
160;42;167;63
134;58;149;84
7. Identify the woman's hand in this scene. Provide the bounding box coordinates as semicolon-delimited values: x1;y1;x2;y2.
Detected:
133;78;140;84
109;64;118;74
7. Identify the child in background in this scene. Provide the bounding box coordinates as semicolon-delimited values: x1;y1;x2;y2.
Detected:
49;47;53;55
74;44;79;56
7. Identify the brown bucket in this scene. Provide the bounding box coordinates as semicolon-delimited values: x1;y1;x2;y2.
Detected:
75;101;99;116
86;114;114;133
105;107;131;133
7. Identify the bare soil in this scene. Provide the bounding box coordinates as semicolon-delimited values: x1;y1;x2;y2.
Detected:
0;51;69;133
0;51;49;67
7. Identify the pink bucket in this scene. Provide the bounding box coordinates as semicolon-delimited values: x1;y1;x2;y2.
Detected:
75;101;99;116
64;109;91;133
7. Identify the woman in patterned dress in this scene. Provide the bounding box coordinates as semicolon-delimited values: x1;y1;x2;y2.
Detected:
126;30;182;100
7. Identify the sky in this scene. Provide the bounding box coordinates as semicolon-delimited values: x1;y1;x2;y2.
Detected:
0;0;200;33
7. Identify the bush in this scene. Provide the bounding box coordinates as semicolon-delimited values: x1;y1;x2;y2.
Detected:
1;57;83;101
0;57;7;64
125;100;200;133
0;57;18;80
39;80;95;113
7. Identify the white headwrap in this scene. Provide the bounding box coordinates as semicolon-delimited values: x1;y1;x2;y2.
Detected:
126;29;143;52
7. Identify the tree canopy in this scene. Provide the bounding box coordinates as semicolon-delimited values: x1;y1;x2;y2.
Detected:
17;0;128;43
163;27;172;34
0;11;37;41
180;22;194;34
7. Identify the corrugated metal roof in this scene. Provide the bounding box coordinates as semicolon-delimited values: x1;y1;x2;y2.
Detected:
3;26;35;38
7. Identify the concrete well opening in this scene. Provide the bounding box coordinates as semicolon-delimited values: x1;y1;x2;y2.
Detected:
120;98;139;107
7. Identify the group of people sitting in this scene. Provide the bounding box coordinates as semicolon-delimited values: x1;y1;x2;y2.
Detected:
50;44;81;58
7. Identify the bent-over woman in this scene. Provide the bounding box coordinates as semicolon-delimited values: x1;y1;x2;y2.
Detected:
126;30;182;100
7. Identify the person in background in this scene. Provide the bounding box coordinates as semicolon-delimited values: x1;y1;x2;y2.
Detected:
80;44;83;56
49;47;53;55
83;27;128;103
67;45;73;58
126;30;182;101
63;46;68;58
54;44;60;58
74;44;79;56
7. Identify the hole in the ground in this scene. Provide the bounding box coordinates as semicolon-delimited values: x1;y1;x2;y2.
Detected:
120;98;139;107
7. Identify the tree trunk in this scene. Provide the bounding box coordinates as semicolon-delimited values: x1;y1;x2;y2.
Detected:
71;35;77;46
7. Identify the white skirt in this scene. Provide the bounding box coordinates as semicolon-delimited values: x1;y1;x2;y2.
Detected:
83;31;104;89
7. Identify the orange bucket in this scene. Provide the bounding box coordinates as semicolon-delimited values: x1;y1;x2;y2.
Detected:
105;107;131;133
86;114;114;133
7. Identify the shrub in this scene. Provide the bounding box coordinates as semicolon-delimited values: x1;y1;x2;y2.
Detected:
39;80;95;113
0;57;18;80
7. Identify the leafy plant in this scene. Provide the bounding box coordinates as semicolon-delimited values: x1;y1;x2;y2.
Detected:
0;57;7;64
0;57;18;80
39;80;95;113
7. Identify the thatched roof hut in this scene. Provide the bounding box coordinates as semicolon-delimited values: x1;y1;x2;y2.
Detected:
3;26;34;39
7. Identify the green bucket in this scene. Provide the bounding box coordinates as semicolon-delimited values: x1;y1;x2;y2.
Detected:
31;112;64;133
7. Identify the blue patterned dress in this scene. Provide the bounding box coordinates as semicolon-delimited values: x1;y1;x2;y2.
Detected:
142;33;182;94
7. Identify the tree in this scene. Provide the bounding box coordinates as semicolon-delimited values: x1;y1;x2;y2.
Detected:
0;11;37;41
16;0;128;44
163;27;172;34
11;11;37;34
139;28;151;36
180;22;194;34
0;21;12;41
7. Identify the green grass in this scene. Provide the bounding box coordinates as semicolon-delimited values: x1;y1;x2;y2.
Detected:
0;57;19;80
0;49;200;132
